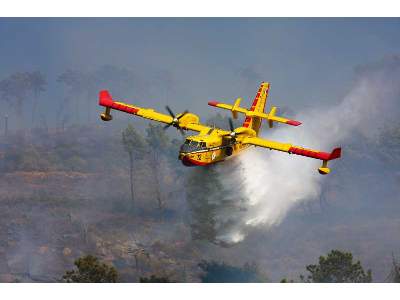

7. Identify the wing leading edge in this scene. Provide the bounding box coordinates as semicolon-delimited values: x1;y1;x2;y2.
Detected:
99;90;211;133
242;136;341;174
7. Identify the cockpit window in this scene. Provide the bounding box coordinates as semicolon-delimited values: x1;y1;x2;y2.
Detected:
180;140;207;153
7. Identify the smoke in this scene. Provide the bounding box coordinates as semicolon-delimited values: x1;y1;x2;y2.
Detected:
216;56;400;244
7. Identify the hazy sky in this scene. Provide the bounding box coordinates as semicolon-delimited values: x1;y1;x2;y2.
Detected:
0;18;399;123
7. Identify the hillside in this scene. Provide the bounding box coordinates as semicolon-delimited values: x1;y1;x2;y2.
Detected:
0;123;399;282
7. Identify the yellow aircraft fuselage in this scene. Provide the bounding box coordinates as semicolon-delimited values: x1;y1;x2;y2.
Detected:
178;130;251;166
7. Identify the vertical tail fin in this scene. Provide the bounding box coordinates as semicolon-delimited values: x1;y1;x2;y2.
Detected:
242;82;270;134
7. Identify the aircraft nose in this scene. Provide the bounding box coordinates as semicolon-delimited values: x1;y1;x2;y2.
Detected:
179;153;195;166
181;156;192;166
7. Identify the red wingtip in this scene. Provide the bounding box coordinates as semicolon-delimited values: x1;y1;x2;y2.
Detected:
208;100;220;107
329;147;341;160
286;120;302;126
99;90;113;106
289;146;342;161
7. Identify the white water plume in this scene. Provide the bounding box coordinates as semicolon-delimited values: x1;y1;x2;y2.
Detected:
217;56;400;243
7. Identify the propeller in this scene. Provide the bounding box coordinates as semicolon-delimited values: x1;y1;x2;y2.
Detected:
222;118;245;144
228;118;235;132
163;105;189;136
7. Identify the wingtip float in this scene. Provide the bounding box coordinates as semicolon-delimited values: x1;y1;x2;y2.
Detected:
99;82;341;175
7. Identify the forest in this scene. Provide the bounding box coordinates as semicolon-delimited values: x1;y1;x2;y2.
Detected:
0;67;399;282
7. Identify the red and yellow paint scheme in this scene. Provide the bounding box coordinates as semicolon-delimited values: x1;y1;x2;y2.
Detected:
99;82;341;174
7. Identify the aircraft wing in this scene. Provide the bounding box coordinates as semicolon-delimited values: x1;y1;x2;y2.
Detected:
242;136;341;174
99;90;211;133
242;136;341;160
184;122;212;133
242;136;292;152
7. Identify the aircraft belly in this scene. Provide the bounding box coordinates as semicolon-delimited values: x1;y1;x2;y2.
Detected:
179;147;227;166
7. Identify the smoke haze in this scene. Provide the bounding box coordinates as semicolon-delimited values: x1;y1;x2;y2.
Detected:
1;19;400;282
214;56;400;243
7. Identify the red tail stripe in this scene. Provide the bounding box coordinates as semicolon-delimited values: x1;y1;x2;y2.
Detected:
243;83;266;128
243;117;251;127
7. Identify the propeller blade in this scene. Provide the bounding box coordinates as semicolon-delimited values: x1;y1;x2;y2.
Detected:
164;106;189;135
229;118;234;132
165;106;175;118
177;110;189;120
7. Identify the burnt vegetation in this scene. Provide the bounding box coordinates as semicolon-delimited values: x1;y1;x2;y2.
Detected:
0;67;399;282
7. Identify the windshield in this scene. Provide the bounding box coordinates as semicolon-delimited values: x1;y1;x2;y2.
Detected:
180;140;207;153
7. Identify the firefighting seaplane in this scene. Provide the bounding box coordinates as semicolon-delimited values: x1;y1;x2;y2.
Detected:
99;82;341;174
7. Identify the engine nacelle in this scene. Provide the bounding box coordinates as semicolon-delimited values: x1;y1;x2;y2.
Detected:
178;113;200;126
225;146;233;156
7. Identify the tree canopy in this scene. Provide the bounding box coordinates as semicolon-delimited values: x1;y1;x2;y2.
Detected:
387;254;400;283
62;255;118;283
0;71;46;118
145;123;170;151
198;260;265;283
122;124;147;157
140;275;170;283
301;249;372;283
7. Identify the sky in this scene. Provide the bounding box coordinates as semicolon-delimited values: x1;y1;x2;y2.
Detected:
0;18;399;125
